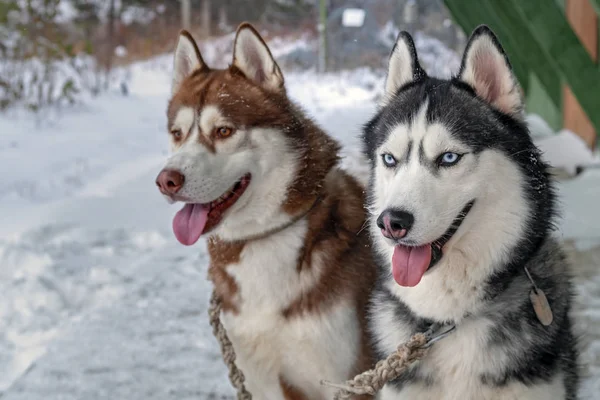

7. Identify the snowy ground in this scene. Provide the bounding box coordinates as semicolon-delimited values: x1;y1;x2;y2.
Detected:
1;35;600;399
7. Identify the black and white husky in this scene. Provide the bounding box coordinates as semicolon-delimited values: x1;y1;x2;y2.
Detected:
364;26;579;399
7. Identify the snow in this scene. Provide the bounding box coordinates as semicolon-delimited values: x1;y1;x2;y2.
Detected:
1;33;599;399
537;129;599;175
558;168;600;250
526;113;556;139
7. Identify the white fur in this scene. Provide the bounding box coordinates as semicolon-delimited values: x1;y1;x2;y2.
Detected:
385;36;417;96
220;219;361;399
459;34;522;117
233;27;283;91
215;125;300;242
171;106;195;143
172;34;203;95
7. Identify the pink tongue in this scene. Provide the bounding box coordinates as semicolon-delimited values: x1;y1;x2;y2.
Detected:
392;245;432;287
172;204;209;246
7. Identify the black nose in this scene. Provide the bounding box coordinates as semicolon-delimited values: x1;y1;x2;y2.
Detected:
377;209;415;239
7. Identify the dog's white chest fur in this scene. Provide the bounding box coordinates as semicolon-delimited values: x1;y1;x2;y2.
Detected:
374;305;565;400
218;222;360;399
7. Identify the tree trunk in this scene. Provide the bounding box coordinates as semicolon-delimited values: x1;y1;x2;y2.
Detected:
318;0;327;73
201;0;211;37
105;0;116;90
181;0;191;30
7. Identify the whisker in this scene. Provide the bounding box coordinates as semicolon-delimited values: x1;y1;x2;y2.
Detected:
356;219;370;236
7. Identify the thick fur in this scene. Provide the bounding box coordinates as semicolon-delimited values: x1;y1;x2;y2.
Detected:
364;25;579;399
160;23;376;399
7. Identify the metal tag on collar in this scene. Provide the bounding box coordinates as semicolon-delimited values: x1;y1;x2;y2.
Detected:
524;266;553;326
422;323;456;348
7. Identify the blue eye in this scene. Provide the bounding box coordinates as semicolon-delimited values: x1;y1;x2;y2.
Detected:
438;152;462;166
382;153;397;167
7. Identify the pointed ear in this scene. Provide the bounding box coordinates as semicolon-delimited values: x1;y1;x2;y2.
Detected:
384;31;426;97
172;30;208;95
458;25;523;117
232;22;284;92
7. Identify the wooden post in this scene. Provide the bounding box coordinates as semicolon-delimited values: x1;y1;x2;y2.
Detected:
563;0;598;148
105;0;116;90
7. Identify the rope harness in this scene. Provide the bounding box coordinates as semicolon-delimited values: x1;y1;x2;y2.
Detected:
320;333;428;399
208;292;252;400
208;289;455;400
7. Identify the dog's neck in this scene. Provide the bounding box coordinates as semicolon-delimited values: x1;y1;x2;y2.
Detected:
213;194;322;245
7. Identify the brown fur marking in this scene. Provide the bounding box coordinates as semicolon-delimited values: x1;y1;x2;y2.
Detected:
207;238;245;314
167;65;298;155
283;171;371;317
279;376;311;400
280;113;341;216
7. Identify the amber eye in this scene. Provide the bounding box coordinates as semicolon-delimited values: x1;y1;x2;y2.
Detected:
216;127;233;138
170;129;183;139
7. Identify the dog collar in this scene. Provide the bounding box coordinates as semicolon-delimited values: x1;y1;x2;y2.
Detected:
227;195;322;243
422;323;456;348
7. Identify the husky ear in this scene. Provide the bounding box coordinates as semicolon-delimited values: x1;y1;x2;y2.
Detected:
384;31;426;97
232;23;284;92
172;30;208;95
458;25;523;117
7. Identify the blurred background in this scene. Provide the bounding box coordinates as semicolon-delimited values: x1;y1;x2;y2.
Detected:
0;0;598;399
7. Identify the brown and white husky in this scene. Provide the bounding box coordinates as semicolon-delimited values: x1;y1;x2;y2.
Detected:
155;23;376;399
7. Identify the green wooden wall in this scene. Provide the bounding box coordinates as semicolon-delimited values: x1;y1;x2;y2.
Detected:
444;0;600;135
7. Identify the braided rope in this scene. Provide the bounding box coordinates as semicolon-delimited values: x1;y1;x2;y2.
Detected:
321;333;429;400
209;289;430;400
208;290;253;400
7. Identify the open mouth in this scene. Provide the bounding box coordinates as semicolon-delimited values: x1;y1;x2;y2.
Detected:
172;174;251;246
392;200;475;287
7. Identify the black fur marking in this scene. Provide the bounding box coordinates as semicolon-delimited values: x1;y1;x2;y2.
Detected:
372;284;436;390
404;139;413;166
417;139;439;176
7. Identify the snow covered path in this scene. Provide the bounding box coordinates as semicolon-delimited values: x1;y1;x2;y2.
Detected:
1;50;600;399
3;235;232;400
